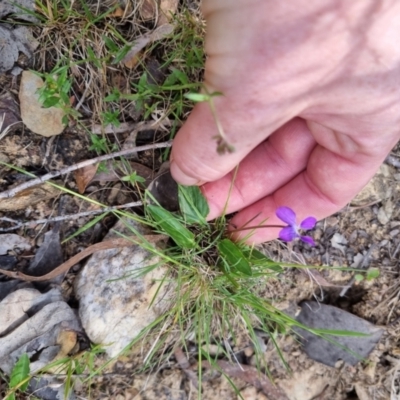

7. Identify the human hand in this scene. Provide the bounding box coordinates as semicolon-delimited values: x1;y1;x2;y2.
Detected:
170;0;400;244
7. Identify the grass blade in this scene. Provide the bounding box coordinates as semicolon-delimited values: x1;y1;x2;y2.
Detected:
9;354;30;394
147;205;195;249
178;185;209;224
218;239;252;276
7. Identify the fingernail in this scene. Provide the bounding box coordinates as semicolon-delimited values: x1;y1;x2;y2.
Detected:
170;159;202;186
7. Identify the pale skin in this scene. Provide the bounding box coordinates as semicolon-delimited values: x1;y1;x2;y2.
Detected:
170;0;400;244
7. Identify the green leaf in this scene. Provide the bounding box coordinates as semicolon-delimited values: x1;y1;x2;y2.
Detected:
184;92;210;102
61;79;72;94
243;248;283;272
121;172;146;184
104;88;121;102
87;46;102;68
178;185;209;225
218;239;252;276
9;353;30;392
147;205;195;248
354;274;364;282
366;268;380;280
113;44;133;64
42;96;61;108
164;69;189;86
102;36;118;52
138;72;148;91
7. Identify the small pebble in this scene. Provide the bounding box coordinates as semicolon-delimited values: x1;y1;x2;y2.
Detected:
377;207;390;225
390;229;399;237
243;346;254;358
201;344;220;356
349;230;358;244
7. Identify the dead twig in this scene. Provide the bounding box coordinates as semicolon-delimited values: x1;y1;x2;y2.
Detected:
0;140;173;200
0;201;144;232
0;235;167;282
90;119;179;134
196;360;289;400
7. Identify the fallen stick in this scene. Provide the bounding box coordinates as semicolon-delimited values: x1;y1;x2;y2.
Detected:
0;201;144;232
0;235;167;282
0;140;173;200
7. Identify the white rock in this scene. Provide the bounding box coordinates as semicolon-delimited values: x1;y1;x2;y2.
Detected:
75;218;172;358
377;198;394;225
330;233;348;255
19;71;66;137
0;233;31;255
377;208;389;225
0;301;76;360
0;288;40;335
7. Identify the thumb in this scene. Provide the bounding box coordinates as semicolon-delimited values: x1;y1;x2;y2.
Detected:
170;94;291;186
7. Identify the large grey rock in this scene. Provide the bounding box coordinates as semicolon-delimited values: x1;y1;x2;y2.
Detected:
0;25;38;73
0;0;37;22
75;218;172;357
295;301;383;367
0;233;31;255
1;315;81;375
0;288;64;336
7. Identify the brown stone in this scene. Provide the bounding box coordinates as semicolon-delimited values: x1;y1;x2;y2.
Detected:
19;71;66;137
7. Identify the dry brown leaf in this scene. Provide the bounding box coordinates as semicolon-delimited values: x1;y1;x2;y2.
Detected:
140;0;157;20
56;330;78;358
122;24;174;69
74;164;98;194
0;184;61;211
158;0;179;26
110;6;125;17
123;51;142;69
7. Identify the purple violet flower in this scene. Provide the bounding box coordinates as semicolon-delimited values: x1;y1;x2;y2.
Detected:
276;206;317;246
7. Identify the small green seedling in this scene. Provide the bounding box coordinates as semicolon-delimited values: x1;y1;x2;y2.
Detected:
34;66;80;124
101;110;121;127
355;268;380;282
89;135;108;154
121;171;146;185
5;353;30;400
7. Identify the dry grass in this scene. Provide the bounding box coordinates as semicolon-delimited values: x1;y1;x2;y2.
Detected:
32;0;205;128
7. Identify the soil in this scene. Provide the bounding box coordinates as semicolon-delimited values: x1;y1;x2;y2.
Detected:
2;124;399;400
1;3;400;400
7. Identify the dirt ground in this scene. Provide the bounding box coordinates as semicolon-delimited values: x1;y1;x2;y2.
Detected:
1;2;400;399
74;163;400;400
1;121;399;400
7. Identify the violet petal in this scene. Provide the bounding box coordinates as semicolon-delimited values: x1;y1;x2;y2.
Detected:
276;206;296;226
300;216;317;230
300;236;315;246
279;226;298;242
